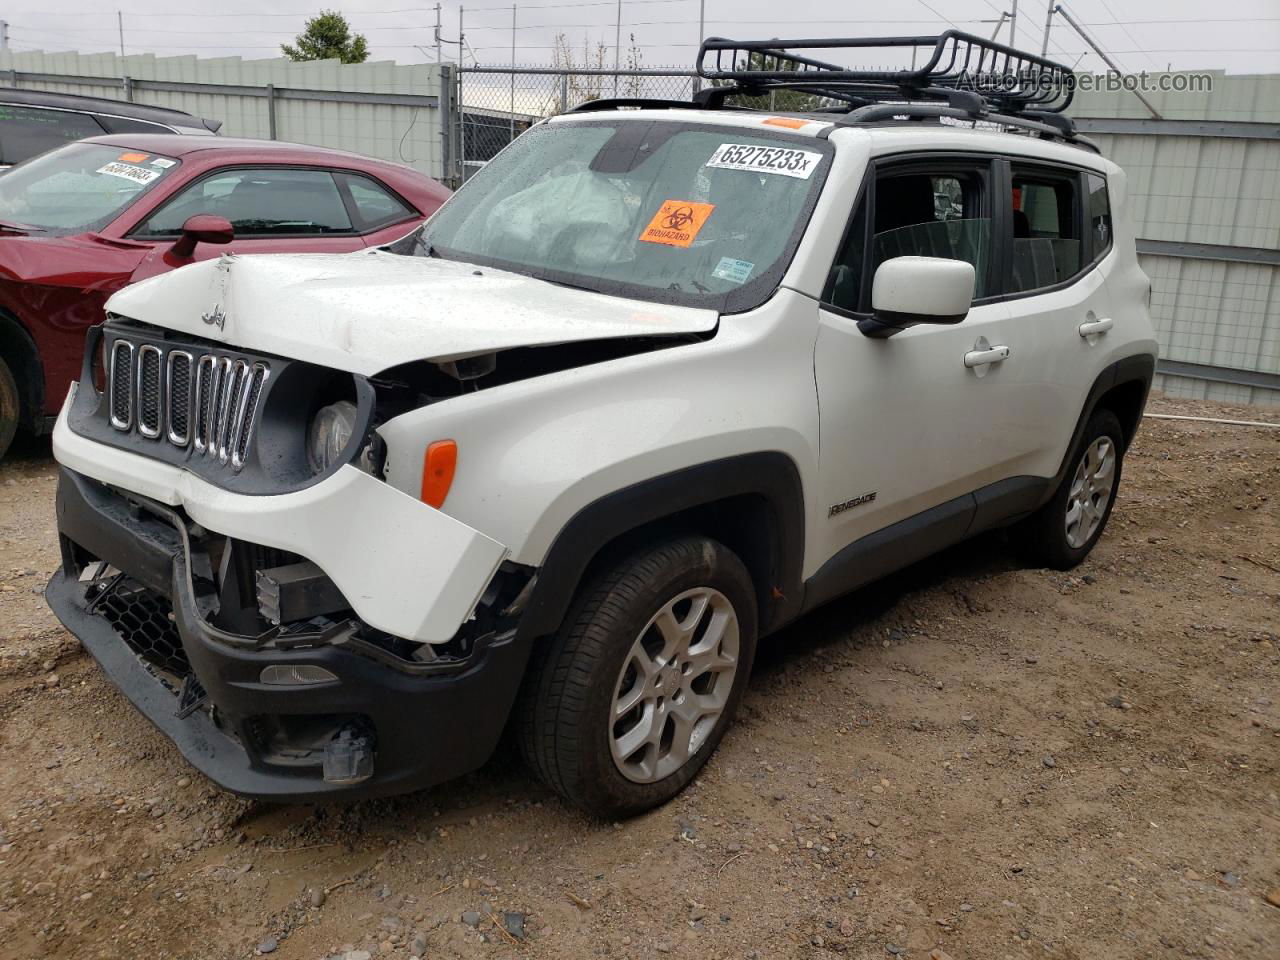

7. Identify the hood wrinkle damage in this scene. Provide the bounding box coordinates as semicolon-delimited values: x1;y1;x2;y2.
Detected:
104;250;719;375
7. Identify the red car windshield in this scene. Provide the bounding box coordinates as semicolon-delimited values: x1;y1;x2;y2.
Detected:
0;141;179;236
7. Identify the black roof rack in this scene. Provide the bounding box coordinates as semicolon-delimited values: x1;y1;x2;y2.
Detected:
569;32;1096;152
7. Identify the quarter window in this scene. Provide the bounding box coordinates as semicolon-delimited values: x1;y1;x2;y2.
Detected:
1009;168;1081;293
138;168;353;237
340;173;413;229
1086;173;1112;262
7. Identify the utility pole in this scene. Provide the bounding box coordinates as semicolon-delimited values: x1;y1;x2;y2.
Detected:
698;0;705;49
459;6;465;64
510;4;516;138
1040;1;1055;55
613;0;621;97
0;20;9;53
434;3;442;64
1008;0;1018;48
117;11;125;58
1054;3;1162;118
987;14;1008;41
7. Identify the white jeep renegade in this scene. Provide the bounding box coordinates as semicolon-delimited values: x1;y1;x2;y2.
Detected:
47;34;1156;817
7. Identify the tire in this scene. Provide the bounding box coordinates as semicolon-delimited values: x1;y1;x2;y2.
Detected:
516;535;758;819
1016;408;1125;570
0;355;20;463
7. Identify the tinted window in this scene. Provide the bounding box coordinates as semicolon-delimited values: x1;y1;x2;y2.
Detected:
1086;173;1112;262
1010;168;1081;293
0;105;105;165
341;173;413;229
825;166;991;312
139;168;352;236
0;141;179;235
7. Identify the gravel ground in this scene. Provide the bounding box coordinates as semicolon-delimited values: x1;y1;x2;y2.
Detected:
0;393;1277;960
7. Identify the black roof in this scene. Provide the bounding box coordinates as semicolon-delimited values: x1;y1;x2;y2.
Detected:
0;87;220;133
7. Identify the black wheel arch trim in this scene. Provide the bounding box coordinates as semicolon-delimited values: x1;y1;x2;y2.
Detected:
1041;351;1155;508
516;452;806;643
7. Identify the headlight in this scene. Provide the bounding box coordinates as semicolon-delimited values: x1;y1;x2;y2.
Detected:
307;400;357;473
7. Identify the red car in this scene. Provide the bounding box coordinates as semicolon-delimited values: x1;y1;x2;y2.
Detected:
0;135;451;459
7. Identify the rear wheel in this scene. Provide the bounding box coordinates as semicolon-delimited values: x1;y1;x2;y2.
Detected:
1016;408;1125;569
517;535;757;818
0;355;20;462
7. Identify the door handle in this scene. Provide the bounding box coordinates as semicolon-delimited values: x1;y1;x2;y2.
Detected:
963;345;1011;368
1079;317;1113;337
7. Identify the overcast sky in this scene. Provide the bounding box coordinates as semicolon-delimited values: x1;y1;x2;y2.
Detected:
8;0;1280;74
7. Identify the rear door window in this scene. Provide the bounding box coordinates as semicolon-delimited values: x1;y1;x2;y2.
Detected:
1009;166;1082;293
138;168;354;237
0;104;106;166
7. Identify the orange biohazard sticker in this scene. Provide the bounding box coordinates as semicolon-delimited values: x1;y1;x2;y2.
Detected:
639;200;715;248
118;152;148;163
762;116;810;130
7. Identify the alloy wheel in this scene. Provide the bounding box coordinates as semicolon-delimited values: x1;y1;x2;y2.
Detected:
609;587;740;783
1065;436;1116;548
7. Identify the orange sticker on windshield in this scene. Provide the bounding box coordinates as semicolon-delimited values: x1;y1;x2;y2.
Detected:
639;200;715;248
118;152;148;163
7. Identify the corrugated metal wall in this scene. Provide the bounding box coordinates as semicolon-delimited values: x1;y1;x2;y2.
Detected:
0;50;450;181
1072;75;1280;407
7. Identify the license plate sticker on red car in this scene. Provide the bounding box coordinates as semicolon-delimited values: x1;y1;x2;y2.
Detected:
96;161;161;185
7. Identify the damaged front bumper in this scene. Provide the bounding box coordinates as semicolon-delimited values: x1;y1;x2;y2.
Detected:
47;392;532;801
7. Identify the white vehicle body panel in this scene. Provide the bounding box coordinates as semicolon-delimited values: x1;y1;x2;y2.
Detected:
56;109;1158;647
104;252;720;372
54;385;508;644
378;287;823;573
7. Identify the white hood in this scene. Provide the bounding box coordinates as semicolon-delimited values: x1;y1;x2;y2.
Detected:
105;251;719;375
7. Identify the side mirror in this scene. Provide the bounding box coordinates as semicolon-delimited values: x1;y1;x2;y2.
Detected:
170;214;234;259
861;256;975;338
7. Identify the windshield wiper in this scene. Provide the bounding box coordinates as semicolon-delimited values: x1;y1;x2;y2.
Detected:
0;218;44;234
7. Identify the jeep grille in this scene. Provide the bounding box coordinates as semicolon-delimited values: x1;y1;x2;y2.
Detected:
107;338;269;471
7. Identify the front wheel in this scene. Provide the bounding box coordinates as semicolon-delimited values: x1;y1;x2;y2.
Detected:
1016;408;1125;569
516;536;757;819
0;355;20;463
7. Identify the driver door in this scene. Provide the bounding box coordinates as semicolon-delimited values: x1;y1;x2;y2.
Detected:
812;154;1039;571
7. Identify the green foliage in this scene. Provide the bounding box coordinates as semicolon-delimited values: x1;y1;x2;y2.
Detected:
711;51;824;113
281;10;370;64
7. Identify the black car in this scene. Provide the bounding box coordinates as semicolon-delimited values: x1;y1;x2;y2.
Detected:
0;88;221;168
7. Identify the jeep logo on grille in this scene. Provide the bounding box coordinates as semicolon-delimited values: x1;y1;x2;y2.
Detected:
201;306;227;330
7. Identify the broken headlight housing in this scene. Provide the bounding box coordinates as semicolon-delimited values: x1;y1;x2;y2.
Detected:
307;400;358;474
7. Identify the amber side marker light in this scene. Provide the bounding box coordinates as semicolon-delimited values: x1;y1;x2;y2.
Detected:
421;440;458;508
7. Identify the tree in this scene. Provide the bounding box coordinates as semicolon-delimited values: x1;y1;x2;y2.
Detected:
281;11;370;64
710;50;824;113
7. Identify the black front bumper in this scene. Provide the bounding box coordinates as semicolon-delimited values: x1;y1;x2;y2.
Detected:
47;468;531;802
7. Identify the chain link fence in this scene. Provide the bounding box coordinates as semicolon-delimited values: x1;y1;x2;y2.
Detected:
456;67;698;180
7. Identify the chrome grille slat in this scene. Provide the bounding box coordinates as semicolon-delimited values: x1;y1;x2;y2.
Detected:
106;336;267;472
109;340;134;430
165;351;193;446
136;345;162;439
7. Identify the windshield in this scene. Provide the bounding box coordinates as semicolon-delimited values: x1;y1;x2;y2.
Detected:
401;119;831;312
0;142;179;235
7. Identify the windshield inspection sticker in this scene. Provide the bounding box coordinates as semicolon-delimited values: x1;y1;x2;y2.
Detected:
706;142;822;180
639;200;715;248
150;157;176;169
712;257;754;284
97;161;161;185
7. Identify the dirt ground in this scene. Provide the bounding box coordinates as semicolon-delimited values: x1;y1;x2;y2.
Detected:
1;393;1277;960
